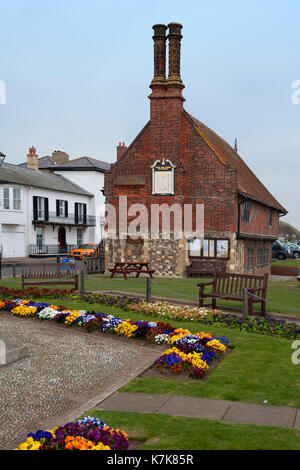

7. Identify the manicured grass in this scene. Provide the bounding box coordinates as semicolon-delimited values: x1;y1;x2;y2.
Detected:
10;297;300;408
80;410;300;450
272;259;300;267
1;273;300;316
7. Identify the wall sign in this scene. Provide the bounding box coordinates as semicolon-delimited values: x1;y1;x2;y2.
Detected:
151;159;175;195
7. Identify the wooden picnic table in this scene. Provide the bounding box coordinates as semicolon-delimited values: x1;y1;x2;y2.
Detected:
109;262;155;280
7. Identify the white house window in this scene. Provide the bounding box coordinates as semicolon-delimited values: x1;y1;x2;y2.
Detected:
74;202;87;225
151;159;175;195
77;229;84;246
78;204;84;223
56;199;68;217
36;227;44;249
3;187;9;209
13;188;21;210
37;197;45;220
59;200;64;216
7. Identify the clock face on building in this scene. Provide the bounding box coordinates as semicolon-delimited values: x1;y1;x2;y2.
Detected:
151;159;175;195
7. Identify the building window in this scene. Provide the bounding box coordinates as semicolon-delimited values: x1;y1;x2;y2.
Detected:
3;187;10;209
13;188;21;210
246;247;255;268
37;197;45;220
75;202;87;224
258;247;270;267
77;229;84;246
36;227;44;249
56;200;68;217
189;238;230;259
243;200;251;222
257;248;263;267
268;209;273;227
33;196;49;221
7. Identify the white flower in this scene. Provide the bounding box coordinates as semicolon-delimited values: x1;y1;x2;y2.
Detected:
154;334;169;344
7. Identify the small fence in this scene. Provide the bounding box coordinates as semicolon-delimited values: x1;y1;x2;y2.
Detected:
28;244;78;255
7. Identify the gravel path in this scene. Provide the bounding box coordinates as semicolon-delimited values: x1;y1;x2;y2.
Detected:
0;315;150;450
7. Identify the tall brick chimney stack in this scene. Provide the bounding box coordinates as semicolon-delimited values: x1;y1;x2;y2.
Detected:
148;23;185;164
27;146;38;170
117;142;127;161
167;22;184;98
151;24;168;86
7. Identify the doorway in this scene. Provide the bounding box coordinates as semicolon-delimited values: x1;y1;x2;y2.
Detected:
58;225;66;252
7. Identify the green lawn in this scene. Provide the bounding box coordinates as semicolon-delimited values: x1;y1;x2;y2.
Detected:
2;273;300;316
79;410;300;450
272;259;300;267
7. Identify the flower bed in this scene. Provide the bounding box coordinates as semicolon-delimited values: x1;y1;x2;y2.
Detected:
15;416;129;450
0;285;75;299
0;299;229;380
126;301;300;340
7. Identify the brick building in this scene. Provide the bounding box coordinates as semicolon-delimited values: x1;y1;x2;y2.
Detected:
104;23;287;277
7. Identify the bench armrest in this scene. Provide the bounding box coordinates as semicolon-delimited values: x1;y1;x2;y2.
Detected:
248;286;263;293
197;281;214;287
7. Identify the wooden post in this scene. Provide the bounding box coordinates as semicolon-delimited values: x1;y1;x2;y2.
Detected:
242;288;249;317
12;264;16;278
82;255;87;273
146;277;152;302
80;270;85;294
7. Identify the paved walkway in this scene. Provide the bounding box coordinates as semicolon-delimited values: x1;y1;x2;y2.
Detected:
96;392;300;430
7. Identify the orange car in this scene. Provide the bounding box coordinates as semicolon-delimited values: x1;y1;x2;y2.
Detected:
70;243;98;259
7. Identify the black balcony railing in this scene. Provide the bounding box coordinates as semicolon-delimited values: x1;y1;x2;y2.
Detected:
28;244;79;255
32;211;96;226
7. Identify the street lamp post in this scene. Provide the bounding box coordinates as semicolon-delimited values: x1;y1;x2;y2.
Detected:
0;152;6;166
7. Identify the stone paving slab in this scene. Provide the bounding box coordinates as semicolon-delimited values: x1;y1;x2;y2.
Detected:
294;410;300;430
156;395;230;421
98;392;171;414
222;402;297;428
96;392;300;430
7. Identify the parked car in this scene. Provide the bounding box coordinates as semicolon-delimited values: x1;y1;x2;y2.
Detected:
272;240;294;260
286;243;300;259
69;243;98;259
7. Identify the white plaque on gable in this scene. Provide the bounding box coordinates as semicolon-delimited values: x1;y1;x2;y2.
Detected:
151;159;175;195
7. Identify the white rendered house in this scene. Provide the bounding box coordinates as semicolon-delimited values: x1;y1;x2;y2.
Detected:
19;149;112;244
0;161;94;258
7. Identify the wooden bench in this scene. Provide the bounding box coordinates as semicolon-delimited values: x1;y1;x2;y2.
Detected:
109;262;155;280
197;272;269;315
186;259;227;277
21;263;79;290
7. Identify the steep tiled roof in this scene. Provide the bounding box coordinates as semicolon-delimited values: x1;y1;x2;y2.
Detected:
0;163;93;196
186;111;287;213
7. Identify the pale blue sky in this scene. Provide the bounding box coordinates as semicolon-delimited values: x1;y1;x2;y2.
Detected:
1;0;300;226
